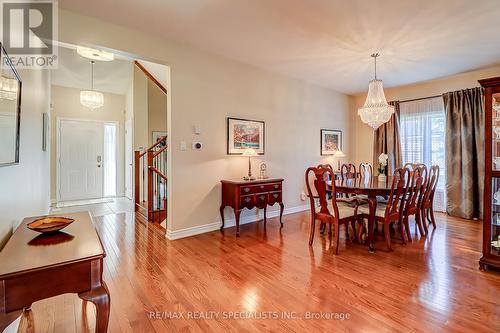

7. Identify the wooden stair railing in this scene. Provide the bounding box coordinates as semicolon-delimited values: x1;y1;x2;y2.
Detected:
134;136;168;224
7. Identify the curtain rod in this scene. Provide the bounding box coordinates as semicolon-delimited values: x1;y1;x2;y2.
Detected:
399;94;442;104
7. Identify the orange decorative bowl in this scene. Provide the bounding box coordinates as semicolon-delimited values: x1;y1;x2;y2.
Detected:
27;217;75;233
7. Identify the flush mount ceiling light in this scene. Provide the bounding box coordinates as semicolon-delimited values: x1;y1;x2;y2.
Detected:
0;75;18;100
80;60;104;109
358;53;394;129
77;46;114;62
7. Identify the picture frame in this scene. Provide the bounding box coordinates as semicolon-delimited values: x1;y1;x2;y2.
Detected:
320;129;342;156
152;131;167;147
227;117;265;155
0;43;22;167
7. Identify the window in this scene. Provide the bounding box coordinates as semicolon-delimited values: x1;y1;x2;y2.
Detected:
103;123;117;197
400;97;446;211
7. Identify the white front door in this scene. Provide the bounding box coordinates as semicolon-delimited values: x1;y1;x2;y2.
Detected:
125;119;133;199
59;120;104;201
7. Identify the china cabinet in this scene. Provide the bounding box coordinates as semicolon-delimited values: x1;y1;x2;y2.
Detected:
479;76;500;271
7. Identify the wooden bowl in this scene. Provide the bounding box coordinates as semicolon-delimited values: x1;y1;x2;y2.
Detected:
27;216;75;233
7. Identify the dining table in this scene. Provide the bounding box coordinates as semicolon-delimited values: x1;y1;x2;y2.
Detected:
329;176;393;252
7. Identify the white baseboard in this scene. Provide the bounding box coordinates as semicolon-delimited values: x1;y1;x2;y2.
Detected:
166;204;309;240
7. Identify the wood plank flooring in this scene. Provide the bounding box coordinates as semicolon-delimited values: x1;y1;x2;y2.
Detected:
20;211;500;332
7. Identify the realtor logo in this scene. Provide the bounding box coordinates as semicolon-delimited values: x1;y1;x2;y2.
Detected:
0;0;58;68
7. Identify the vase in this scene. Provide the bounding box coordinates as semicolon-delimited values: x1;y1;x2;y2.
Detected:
378;174;387;182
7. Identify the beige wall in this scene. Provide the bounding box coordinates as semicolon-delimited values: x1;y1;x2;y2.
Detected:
147;80;167;145
133;65;148;150
58;10;352;235
351;65;500;166
50;85;126;199
0;69;51;249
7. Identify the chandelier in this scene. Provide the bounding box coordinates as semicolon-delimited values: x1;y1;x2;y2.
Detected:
358;53;394;129
80;60;104;109
0;75;18;100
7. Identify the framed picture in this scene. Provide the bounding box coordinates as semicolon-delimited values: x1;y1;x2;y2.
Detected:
152;131;167;147
320;129;342;155
227;117;265;155
0;43;22;167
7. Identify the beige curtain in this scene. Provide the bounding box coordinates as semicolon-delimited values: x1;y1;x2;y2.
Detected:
443;88;484;219
373;101;402;175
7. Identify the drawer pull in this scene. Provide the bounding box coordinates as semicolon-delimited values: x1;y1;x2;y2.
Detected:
259;195;266;200
260;185;264;189
273;194;278;198
244;197;251;203
243;187;250;193
274;184;279;189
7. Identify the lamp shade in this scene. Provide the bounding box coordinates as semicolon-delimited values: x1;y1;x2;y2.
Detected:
334;150;346;158
242;148;258;157
80;90;104;109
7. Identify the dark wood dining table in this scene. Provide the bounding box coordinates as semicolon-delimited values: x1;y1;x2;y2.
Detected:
329;176;393;252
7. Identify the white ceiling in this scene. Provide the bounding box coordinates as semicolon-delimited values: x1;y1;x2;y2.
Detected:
51;46;133;95
60;0;500;94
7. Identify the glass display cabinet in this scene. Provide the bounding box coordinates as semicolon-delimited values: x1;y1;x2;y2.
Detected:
479;76;500;271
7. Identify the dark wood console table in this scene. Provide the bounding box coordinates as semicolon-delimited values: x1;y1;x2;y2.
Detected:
0;211;110;332
220;178;284;236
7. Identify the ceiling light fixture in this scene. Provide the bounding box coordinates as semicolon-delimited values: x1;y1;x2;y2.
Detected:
80;60;104;109
77;46;114;62
358;53;394;129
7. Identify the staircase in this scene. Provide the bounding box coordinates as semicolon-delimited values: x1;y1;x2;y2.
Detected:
134;136;168;225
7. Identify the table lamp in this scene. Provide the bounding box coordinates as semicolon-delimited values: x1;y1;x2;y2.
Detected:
242;148;258;180
334;149;346;170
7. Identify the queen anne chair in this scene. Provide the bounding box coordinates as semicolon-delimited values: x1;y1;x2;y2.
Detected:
401;165;427;240
421;165;440;230
357;168;409;251
305;165;358;255
359;163;373;179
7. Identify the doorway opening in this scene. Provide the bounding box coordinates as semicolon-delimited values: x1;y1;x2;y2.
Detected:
50;42;170;230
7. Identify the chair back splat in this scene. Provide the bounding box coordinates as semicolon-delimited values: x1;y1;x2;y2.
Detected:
359;162;373;179
384;168;410;221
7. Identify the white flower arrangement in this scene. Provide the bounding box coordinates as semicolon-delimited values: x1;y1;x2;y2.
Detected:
378;153;389;175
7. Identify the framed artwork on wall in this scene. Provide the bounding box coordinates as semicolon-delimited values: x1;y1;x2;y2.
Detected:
320;129;342;155
227;117;265;155
152;131;167;147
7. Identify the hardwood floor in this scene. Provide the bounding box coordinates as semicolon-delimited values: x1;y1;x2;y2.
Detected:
20;211;500;332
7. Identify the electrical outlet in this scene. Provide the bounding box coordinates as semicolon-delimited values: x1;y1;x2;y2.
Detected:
180;141;187;151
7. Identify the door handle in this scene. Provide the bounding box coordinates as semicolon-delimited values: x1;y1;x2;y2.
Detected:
97;155;102;163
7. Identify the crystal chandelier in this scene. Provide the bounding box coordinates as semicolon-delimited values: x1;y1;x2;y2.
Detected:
80;60;104;109
358;53;394;129
0;75;18;100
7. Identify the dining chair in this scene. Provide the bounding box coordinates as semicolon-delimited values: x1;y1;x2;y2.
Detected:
305;165;359;255
421;165;440;230
357;168;409;251
354;163;373;205
401;165;427;240
340;163;358;201
359;162;373;179
341;163;357;181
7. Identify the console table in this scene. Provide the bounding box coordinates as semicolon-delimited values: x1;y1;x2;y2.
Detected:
0;211;110;332
220;178;284;236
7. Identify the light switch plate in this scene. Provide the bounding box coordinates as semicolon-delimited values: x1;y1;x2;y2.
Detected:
194;125;201;135
180;141;187;151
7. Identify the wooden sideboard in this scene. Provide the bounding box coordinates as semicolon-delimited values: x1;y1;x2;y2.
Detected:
220;178;284;236
0;211;110;332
